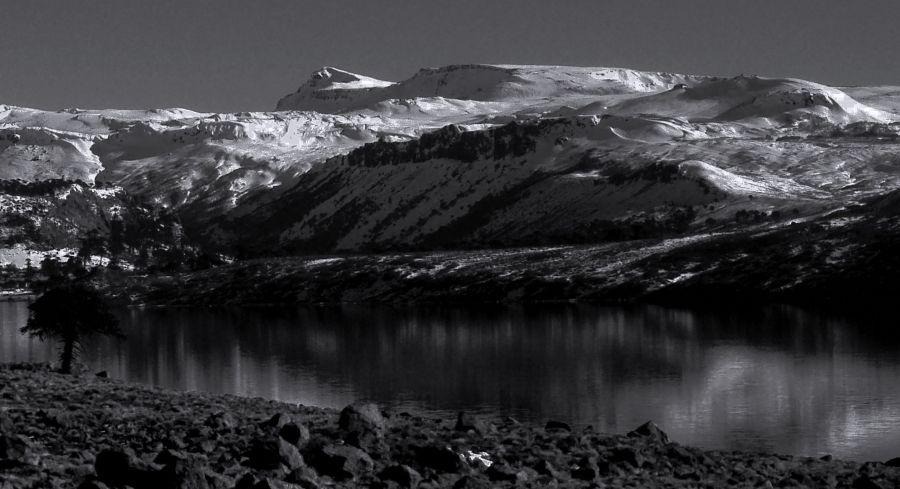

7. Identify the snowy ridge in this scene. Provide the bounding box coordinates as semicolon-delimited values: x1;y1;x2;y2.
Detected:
276;64;709;113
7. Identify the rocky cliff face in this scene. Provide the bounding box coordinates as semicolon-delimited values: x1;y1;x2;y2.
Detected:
0;179;187;269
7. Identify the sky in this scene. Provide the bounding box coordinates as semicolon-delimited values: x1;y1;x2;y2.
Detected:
1;0;899;113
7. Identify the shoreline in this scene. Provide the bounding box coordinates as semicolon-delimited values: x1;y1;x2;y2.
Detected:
2;364;899;488
0;290;36;302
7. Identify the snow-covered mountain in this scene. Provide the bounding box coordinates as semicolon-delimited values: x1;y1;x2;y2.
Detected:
2;64;900;263
275;64;705;113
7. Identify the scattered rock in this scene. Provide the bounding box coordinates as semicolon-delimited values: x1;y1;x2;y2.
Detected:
205;411;238;431
609;445;644;468
93;448;160;488
94;449;133;486
338;402;386;449
260;413;293;430
205;471;234;489
378;464;422;488
545;420;571;432
0;411;13;433
77;480;110;489
0;433;32;466
285;465;322;488
4;366;900;489
454;412;487;435
279;422;310;448
570;456;601;481
485;464;519;482
154;448;187;466
235;473;261;489
628;420;670;444
555;434;578;453
157;453;214;489
253;478;296;489
245;436;304;471
304;444;373;481
852;476;884;489
414;445;464;473
531;459;561;479
37;408;73;428
667;444;695;463
451;475;491;489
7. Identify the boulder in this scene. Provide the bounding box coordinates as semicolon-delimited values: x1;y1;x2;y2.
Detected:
278;422;310;448
378;464;422;488
609;445;645;468
454;412;487;435
885;457;900;467
627;421;670;444
205;412;238;431
245;436;304;471
338;402;386;449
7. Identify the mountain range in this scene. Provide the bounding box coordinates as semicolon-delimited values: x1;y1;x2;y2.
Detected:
3;64;900;305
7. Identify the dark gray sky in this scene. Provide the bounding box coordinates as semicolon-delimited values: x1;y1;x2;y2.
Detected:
2;0;898;112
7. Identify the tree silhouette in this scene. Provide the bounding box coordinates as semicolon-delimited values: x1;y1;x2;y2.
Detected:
78;229;107;267
21;284;123;374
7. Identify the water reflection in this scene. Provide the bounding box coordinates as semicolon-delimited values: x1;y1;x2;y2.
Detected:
1;302;898;462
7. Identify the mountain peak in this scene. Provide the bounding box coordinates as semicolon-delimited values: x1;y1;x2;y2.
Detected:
304;66;394;90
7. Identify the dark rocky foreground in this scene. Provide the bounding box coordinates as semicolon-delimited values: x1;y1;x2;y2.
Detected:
2;365;900;488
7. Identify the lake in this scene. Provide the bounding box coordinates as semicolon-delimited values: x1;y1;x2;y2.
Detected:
2;301;899;462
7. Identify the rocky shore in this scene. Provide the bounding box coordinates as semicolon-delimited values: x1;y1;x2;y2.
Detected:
2;364;899;489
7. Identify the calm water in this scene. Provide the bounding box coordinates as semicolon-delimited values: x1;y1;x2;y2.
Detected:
2;302;899;462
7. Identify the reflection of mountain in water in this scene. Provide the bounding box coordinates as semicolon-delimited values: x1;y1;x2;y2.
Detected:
1;302;899;461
